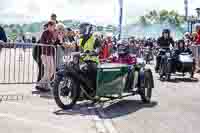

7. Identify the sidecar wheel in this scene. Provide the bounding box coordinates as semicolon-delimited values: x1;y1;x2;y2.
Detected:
53;75;80;110
190;64;195;78
190;71;194;78
140;70;153;103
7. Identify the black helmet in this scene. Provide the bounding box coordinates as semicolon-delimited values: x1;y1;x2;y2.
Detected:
51;13;57;18
162;29;170;35
163;29;170;34
117;40;129;55
79;23;93;36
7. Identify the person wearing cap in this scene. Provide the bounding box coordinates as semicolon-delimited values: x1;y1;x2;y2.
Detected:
51;13;58;24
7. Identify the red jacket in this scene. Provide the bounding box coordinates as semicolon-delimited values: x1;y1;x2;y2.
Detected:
99;41;112;59
196;31;200;45
109;53;137;65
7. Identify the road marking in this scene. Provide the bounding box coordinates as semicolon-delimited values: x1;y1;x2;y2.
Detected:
0;113;67;132
90;108;107;133
96;108;119;133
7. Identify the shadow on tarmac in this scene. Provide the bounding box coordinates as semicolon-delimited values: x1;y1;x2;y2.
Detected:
158;77;199;83
53;99;158;119
168;77;199;83
100;100;158;119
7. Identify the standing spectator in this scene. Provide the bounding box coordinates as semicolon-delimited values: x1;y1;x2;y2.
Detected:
0;25;7;42
65;28;79;51
55;23;66;67
65;28;75;43
192;32;198;43
196;28;200;45
33;23;48;89
51;13;58;24
99;34;112;59
36;21;56;92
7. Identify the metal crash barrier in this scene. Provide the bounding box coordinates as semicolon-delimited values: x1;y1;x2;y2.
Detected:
0;43;57;84
56;44;77;67
0;42;199;85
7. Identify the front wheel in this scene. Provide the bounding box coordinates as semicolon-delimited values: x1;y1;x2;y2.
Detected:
190;63;195;78
53;75;80;110
166;61;171;81
140;70;153;103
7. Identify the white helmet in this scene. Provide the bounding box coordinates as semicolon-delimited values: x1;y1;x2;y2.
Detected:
184;32;190;37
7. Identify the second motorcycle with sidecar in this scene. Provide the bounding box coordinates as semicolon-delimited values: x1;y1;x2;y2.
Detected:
159;48;195;81
52;51;154;110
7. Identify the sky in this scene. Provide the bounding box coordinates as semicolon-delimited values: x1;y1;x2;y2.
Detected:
0;0;199;25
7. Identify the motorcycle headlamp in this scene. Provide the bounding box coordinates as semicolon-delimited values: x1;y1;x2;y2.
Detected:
73;56;79;64
166;52;171;57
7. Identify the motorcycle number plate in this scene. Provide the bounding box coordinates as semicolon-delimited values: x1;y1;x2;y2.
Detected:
166;53;170;57
179;55;193;62
102;69;121;72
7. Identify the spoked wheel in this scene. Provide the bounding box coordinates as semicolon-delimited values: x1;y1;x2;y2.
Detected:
140;70;153;103
53;75;80;110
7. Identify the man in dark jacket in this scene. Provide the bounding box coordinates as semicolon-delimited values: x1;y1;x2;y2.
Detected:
155;29;175;72
0;26;7;42
157;30;174;48
144;38;154;48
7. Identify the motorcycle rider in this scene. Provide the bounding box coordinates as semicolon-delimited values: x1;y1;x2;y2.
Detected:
144;38;154;60
79;23;101;57
155;29;175;72
109;40;136;65
144;38;154;49
174;39;192;56
170;39;193;73
78;23;101;91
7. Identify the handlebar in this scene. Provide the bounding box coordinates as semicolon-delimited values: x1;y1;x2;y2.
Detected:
80;51;98;57
71;51;98;58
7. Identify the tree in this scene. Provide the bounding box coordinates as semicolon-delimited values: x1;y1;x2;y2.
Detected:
139;16;148;26
159;10;169;23
96;26;104;31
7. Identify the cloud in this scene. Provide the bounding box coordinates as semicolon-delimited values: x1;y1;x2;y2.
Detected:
0;0;199;24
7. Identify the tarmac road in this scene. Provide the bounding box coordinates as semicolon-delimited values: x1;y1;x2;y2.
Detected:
0;57;200;133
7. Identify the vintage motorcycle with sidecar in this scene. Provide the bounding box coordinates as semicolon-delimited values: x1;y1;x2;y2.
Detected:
165;50;195;80
159;48;195;81
52;51;154;110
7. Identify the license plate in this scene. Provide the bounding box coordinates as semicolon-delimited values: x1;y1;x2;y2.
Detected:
166;53;170;57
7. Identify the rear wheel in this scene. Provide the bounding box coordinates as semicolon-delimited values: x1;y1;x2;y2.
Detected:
140;70;153;103
53;75;80;110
